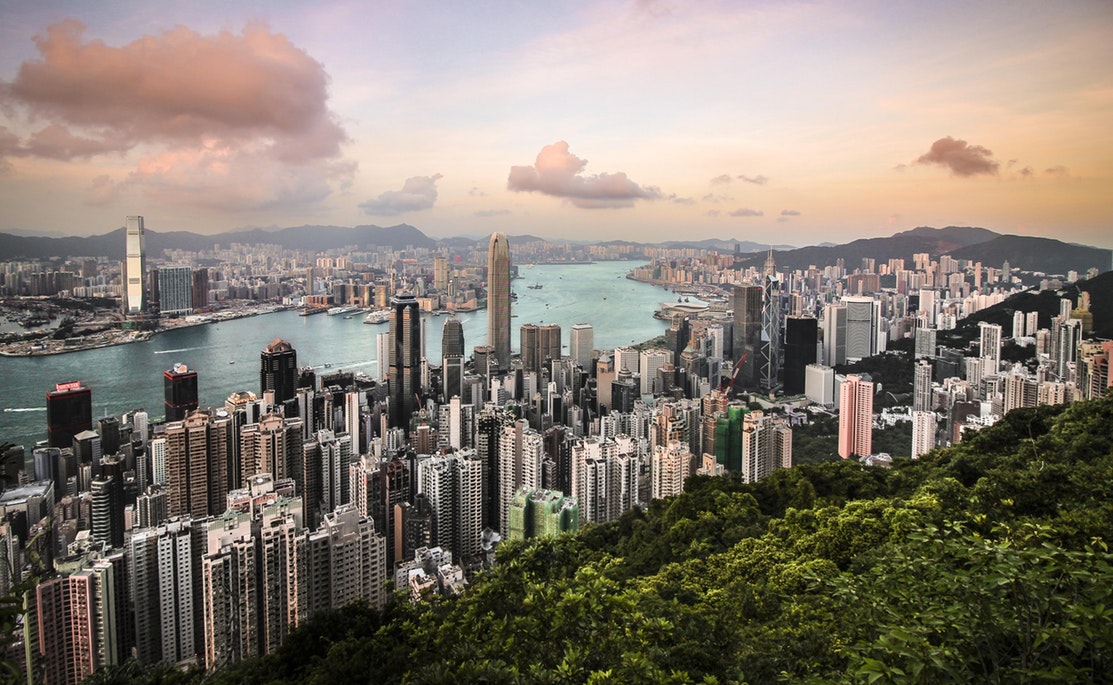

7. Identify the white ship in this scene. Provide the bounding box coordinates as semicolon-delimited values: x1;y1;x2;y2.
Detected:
327;305;358;316
363;310;390;324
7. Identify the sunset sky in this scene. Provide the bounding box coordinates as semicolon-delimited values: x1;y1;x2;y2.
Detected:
1;1;1110;247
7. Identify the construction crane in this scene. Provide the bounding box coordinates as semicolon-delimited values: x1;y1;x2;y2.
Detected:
722;352;747;398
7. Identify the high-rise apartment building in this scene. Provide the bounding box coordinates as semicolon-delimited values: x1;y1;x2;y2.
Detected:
124;215;145;315
838;374;874;459
164;409;233;518
913;359;934;413
911;410;936;459
388;293;422;430
979;322;1003;375
486;233;511;371
507;487;579;540
260;339;298;406
36;572;97;685
163;363;198;422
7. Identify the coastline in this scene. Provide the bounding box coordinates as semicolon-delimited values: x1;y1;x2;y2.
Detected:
0;303;286;357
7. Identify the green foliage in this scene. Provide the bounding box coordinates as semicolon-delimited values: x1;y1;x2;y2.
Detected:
96;396;1113;685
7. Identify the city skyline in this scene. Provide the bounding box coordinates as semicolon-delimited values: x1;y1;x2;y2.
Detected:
1;1;1110;248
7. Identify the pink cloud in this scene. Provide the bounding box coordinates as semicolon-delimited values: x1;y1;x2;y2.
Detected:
0;20;352;209
729;208;763;217
914;136;999;177
738;174;769;185
360;174;443;215
507;141;661;208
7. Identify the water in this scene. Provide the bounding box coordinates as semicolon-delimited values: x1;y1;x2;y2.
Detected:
0;261;669;450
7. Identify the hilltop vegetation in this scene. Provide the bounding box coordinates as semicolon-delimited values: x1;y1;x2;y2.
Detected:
96;396;1113;684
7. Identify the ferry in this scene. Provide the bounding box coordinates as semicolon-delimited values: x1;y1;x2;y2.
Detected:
327;305;358;316
299;307;326;316
363;310;390;325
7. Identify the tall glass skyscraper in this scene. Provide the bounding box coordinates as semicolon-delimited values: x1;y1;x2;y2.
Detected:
389;293;422;430
260;339;298;405
487;233;511;371
125;215;145;314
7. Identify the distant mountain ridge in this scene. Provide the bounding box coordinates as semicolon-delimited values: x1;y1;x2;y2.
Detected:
735;226;1111;275
0;224;1108;275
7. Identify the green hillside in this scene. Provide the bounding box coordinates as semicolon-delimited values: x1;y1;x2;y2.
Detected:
96;397;1113;684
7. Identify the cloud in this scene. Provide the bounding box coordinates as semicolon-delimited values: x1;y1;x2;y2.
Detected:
469;187;488;197
0;20;351;209
84;174;119;206
475;209;510;218
914;136;999;177
738;174;769;185
507;141;661;208
706;210;721;217
710;174;733;185
1018;166;1034;178
1044;165;1070;178
780;209;801;216
360;174;443;215
729;208;763;217
670;195;696;205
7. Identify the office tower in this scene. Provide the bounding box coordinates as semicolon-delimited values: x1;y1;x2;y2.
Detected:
843;296;880;360
443;355;465;403
802;365;834;410
433;256;449;292
36;573;97;685
651;442;690;500
157;266;193;316
388;293;422;430
521;323;561;374
191;268;209;310
911;411;936;459
507;487;579;540
732;285;762;387
913;359;934;413
1055;318;1082;381
164;409;233;518
570;323;594;371
97;416;121;457
613;345;639;374
822;303;848;367
474;407;504;530
124;215;145;314
486;232;512;371
441;316;464;357
260;339;298;406
373;332;389;383
639;348;670;396
783;317;818;395
838;374;874;459
46;381;92;449
163;363;199;422
979;322;1003;374
91;461;125;548
760;251;783;392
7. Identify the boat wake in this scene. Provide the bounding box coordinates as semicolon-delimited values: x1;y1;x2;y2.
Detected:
154;346;211;355
3;407;46;413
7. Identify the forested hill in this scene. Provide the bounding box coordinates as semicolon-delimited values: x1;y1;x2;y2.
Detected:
105;397;1113;684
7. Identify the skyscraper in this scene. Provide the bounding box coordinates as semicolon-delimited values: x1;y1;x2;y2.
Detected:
163;363;199;422
979;322;1003;375
838;374;874;459
783;317;818;395
486;233;511;371
125;215;145;315
520;323;561;373
157;266;193;316
760;250;783;392
732;285;762;388
260;339;298;406
441;316;464;358
46;381;92;449
822;303;847;367
569;323;594;372
843;296;880;361
388;293;422;430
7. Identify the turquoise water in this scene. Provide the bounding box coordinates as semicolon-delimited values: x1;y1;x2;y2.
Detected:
0;261;669;449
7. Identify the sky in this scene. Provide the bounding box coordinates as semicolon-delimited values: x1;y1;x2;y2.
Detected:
0;0;1110;247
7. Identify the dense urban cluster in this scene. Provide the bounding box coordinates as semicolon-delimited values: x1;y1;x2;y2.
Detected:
0;217;1109;684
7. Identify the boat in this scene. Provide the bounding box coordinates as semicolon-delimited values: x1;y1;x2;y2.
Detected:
299;307;326;316
327;305;357;316
528;284;543;290
363;310;390;325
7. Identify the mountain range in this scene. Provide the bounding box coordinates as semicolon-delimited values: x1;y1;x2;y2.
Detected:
0;224;1108;275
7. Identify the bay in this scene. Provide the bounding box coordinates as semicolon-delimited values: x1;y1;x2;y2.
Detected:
0;261;669;450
